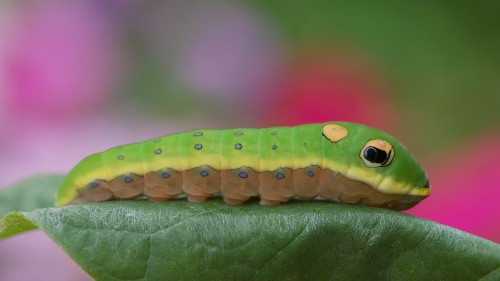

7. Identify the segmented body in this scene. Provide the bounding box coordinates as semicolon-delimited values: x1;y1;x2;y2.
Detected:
56;122;430;210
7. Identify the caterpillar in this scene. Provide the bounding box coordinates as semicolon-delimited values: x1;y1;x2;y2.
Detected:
56;122;430;210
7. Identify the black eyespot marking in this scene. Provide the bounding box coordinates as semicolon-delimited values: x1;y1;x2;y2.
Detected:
124;176;133;183
307;171;314;177
276;173;285;179
235;143;242;150
90;182;99;189
383;150;393;166
200;170;209;177
154;149;162;154
272;145;277;150
193;132;203;136
195;144;203;150
234;131;243;136
161;172;170;179
271;131;277;135
363;146;388;164
360;140;394;168
239;172;248;178
117;155;124;160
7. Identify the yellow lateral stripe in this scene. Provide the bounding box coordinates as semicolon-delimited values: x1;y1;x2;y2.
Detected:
344;166;430;196
76;156;332;184
73;156;428;197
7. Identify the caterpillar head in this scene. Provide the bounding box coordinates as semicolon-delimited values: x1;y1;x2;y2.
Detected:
322;122;430;210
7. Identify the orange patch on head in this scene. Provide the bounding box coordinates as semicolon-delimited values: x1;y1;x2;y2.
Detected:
322;124;349;142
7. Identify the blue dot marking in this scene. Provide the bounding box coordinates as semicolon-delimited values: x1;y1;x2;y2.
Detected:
154;149;162;154
272;145;277;150
195;144;203;150
161;172;170;178
90;182;99;189
276;173;285;180
239;172;248;178
307;171;315;177
234;131;243;136
271;131;277;135
235;143;242;150
124;176;133;183
200;170;209;177
193;132;203;136
117;155;124;160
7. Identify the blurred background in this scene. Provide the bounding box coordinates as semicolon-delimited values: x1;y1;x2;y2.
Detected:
0;1;499;279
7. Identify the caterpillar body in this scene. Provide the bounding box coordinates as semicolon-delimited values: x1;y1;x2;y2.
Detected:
56;122;430;210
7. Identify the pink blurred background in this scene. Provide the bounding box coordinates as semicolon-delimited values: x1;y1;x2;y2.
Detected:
1;1;499;280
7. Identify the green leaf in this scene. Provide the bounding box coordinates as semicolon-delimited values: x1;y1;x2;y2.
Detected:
1;176;499;280
0;212;38;239
0;201;498;280
0;174;62;217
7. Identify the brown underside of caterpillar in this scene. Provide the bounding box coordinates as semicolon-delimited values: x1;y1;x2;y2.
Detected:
73;166;423;210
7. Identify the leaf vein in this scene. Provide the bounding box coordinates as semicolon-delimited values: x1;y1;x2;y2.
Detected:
250;223;308;281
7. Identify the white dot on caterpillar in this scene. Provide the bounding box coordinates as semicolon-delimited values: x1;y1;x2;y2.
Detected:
378;140;386;146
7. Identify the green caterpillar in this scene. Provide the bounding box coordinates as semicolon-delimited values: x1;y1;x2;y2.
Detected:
56;122;430;210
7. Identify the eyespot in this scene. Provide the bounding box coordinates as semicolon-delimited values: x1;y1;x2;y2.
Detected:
360;139;394;168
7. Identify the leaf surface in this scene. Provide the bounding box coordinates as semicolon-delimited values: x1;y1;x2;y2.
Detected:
0;174;62;217
1;175;499;281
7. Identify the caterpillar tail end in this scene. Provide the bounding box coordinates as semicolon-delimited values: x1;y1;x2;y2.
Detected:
56;162;89;206
55;176;78;206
